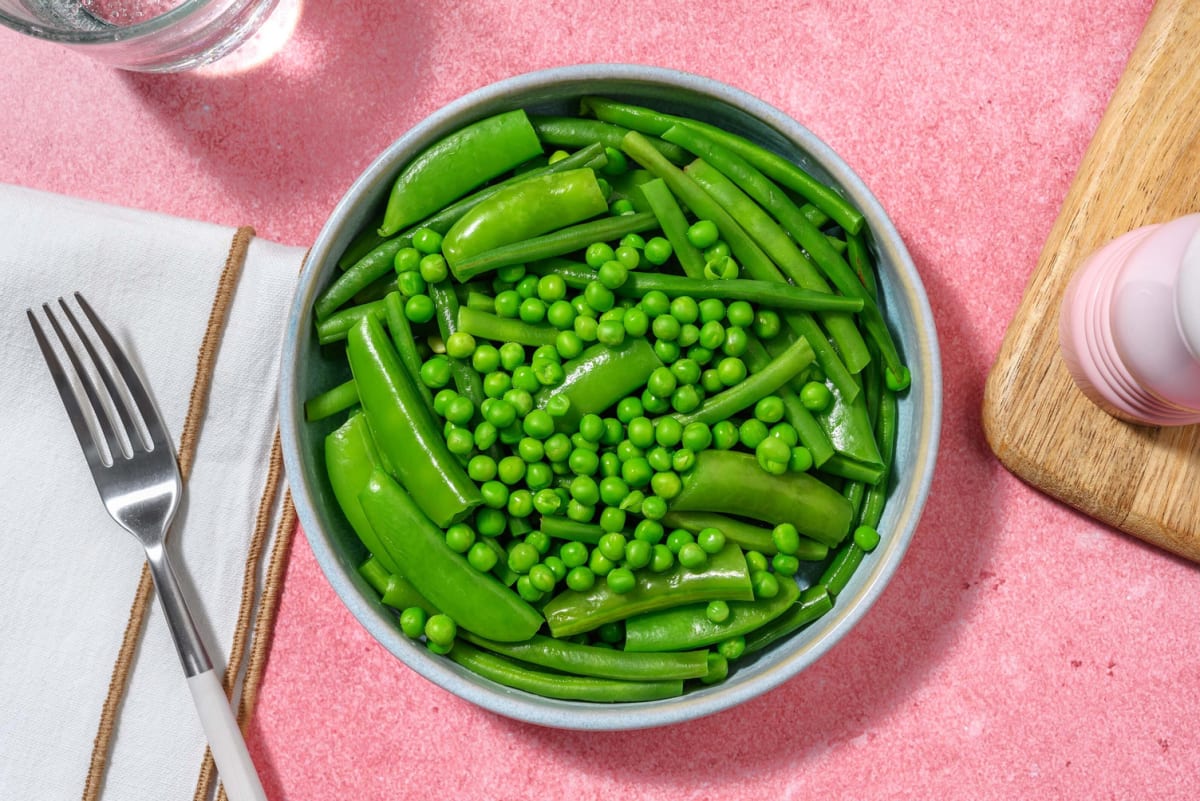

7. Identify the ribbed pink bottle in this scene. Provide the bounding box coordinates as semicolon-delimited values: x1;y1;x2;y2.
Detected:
1058;213;1200;426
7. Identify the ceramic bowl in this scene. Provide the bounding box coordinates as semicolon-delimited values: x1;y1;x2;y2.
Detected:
279;63;942;730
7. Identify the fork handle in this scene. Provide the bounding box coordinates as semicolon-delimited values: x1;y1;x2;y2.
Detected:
188;669;269;801
145;545;267;801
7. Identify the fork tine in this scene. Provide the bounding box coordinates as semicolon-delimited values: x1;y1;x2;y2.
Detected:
72;292;174;454
57;296;146;453
27;306;110;470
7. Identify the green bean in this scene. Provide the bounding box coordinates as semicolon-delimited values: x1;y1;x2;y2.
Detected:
580;96;864;234
682;157;870;373
859;385;898;529
530;115;690;165
304;378;359;422
383;291;437;416
456;306;560;348
742;338;835;467
316;298;387;345
620;130;861;403
462;632;710;680
637;177;706;278
446;641;685;702
660;511;827;561
539;515;606;544
743;585;834;654
449;211;659;282
531;259;863;313
673;337;815;428
659;124;904;386
315;240;404;322
429;280;486;410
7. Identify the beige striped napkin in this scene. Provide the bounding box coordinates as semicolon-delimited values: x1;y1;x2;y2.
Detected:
0;183;305;801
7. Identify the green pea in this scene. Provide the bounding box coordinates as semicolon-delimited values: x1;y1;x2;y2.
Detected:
511;365;541;393
515;273;540;299
568;448;600;476
588;547;615;576
599;507;627;534
467;454;497;482
507;541;539;574
670;385;702;414
722;326;749;357
726;300;755;328
711;420;739;449
532;487;561;516
671;448;695;473
643;236;673;265
772;553;801;576
411;227;443;255
493;289;521;318
753;308;782;340
519;297;547;324
703;256;738;280
526;461;553;490
700;368;724;394
770;422;799;446
543;432;572;462
443;523;475;553
752;569;780;599
670;358;701;387
614;245;640;270
399;606;427;639
650;471;682;500
471;344;500;374
475;507;507;537
444;426;474;456
680;421;712;452
424;613;457;647
597;532;627;562
620;233;646;250
646;446;673;473
652;339;680;365
584;280;615;313
686;219;720;249
393;246;421;273
479;480;509;509
598;475;630;507
621;456;653;488
669;296;699;324
536;273;567;302
649;543;675;572
565;565;596;591
627;416;655;449
666;528;694;554
585;242;616;268
739;418;769;449
473;420;499;450
718;636;746;661
467;541;498;572
444;331;475;360
800;380;833;412
654;416;683;448
746;550;770;572
574;314;599;342
640;494;667;520
854;524;882;551
677;542;708;569
651;314;681;341
717;357;747;387
789;446;814;473
598;260;628;289
404;293;435;324
640;289;670;317
772;523;802;555
569;474;599;506
483;397;517;428
482;371;511;399
546;299;576;330
647;366;677;399
596;319;626;346
696;527;726;554
606;567;636;595
616;396;644;423
498;341;525;370
419;253;449;283
698;298;725;323
622;306;650;337
533;358;565;387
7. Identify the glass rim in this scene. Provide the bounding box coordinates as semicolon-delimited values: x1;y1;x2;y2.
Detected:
0;0;236;45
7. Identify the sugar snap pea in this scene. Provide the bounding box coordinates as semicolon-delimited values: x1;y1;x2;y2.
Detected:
462;632;710;681
380;109;543;237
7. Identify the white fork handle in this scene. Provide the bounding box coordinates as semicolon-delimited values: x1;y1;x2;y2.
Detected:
187;669;268;801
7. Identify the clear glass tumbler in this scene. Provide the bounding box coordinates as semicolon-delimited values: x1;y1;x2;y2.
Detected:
0;0;284;72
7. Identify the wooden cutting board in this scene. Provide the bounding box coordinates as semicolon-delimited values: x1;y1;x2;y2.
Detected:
982;0;1200;563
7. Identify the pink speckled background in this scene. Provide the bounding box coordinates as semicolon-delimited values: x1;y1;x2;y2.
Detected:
6;0;1200;797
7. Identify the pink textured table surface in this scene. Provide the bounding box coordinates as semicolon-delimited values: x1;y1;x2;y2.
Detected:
6;0;1199;798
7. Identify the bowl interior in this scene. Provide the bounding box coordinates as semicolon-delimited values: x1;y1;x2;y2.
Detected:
280;64;942;730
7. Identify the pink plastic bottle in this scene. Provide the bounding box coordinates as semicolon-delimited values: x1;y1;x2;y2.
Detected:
1059;213;1200;426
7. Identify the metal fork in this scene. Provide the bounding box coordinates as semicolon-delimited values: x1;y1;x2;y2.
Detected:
28;293;267;801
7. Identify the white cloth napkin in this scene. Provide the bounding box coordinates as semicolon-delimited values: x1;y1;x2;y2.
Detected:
0;183;305;801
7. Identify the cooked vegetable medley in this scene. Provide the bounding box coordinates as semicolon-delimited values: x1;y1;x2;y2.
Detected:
307;97;908;702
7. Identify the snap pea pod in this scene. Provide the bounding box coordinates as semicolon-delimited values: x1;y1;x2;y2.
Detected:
461;632;710;681
448;211;658;282
669;450;853;548
360;469;542;642
530;258;864;313
660;511;828;561
672;336;815;427
379;109;543;237
529;115;690;165
533;337;663;431
325;411;400;574
446;641;684;702
542;543;753;638
620;130;861;403
347;313;481;527
682;156;870;373
623;575;800;652
581;96;864;235
442;168;609;276
743;585;834;654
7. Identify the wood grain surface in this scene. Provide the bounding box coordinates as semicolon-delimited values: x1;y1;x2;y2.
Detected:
982;0;1200;562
